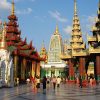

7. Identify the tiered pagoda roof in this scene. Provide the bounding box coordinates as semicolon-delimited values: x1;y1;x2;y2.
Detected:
6;0;20;46
61;0;87;60
40;41;48;62
88;0;100;53
0;0;43;61
70;0;87;57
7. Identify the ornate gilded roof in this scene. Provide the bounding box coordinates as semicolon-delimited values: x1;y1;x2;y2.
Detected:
0;0;43;61
40;41;48;62
88;0;100;54
70;0;86;57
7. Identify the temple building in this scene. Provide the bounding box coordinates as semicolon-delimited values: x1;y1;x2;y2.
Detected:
61;0;100;84
0;0;100;86
40;25;66;77
0;0;43;86
61;0;87;82
70;0;87;80
88;0;100;82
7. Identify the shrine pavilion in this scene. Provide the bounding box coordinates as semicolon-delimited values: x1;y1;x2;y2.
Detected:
61;0;100;84
0;0;44;84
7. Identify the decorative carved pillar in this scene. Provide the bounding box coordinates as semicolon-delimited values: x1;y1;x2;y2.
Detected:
14;55;18;80
21;58;26;80
68;59;75;82
36;62;40;77
96;55;100;82
79;57;85;80
34;61;37;77
32;61;35;78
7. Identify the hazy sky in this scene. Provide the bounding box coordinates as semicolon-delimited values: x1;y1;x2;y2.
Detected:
0;0;99;52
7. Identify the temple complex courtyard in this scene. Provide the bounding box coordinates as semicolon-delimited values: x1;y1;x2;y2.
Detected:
0;0;100;100
0;83;100;100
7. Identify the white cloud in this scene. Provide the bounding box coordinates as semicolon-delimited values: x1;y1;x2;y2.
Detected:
16;8;32;15
0;0;11;10
49;10;67;23
88;15;95;26
84;15;96;31
63;25;72;34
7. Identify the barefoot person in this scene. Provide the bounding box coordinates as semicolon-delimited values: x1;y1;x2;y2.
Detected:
42;76;47;94
52;76;57;90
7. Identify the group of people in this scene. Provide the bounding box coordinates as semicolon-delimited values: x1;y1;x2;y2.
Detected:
52;76;61;89
29;75;62;94
65;74;96;88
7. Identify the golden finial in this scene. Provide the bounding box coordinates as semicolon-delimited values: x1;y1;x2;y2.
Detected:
12;0;15;15
74;0;77;15
55;24;59;34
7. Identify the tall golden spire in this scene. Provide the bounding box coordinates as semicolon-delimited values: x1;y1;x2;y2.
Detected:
70;0;86;56
0;22;7;49
12;0;15;15
72;0;81;36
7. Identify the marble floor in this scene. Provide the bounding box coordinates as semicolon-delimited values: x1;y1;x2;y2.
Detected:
0;83;100;100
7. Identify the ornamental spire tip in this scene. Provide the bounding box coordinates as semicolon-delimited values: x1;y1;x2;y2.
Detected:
12;0;15;15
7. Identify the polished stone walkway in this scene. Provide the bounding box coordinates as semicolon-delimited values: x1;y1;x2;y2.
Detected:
0;83;100;100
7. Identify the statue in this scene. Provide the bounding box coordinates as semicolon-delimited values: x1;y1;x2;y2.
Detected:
0;50;14;87
0;51;14;87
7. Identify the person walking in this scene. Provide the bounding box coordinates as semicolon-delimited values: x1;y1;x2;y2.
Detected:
47;76;50;89
42;76;47;94
79;75;82;88
32;77;37;92
26;78;30;85
16;77;19;86
52;76;57;90
57;76;61;88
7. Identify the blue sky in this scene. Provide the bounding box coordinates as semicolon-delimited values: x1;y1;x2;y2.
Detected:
0;0;99;52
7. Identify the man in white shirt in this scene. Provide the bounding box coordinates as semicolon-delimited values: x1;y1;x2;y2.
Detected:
57;76;61;88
